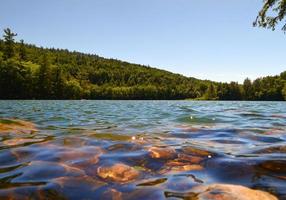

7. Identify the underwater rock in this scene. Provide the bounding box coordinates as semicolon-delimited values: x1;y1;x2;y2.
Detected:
12;161;85;183
160;161;203;174
271;114;286;118
53;176;105;189
50;176;106;199
176;125;201;132
137;177;168;186
0;118;37;134
164;162;203;173
106;143;141;152
170;164;203;172
258;160;286;174
182;146;213;157
3;138;43;146
89;132;131;141
101;188;122;200
178;153;204;163
254;145;286;154
148;147;177;159
0;188;47;200
61;136;87;147
97;163;139;183
263;128;285;135
190;184;278;200
58;146;103;162
122;188;165;200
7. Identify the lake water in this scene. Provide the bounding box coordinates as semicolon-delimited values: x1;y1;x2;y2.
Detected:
0;100;285;199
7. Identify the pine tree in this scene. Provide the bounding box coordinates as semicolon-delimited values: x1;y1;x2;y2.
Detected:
19;39;27;60
243;78;253;100
205;84;217;100
38;54;52;98
3;28;17;59
282;84;286;100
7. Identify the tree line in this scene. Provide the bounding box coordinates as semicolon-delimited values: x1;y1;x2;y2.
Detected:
0;28;285;100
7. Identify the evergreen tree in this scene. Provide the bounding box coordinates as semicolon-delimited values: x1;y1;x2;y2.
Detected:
52;66;65;99
19;39;27;60
3;28;17;59
38;54;52;98
281;71;286;80
243;78;253;100
0;28;285;101
205;84;217;100
282;84;286;100
255;0;286;31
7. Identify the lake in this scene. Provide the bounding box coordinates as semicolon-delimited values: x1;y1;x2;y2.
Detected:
0;100;285;199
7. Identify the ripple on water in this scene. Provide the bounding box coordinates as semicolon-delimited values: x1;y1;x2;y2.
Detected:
0;101;285;199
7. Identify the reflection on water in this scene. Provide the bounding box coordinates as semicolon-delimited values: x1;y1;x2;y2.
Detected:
0;100;285;199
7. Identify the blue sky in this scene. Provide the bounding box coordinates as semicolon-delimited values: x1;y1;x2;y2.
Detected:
1;0;285;83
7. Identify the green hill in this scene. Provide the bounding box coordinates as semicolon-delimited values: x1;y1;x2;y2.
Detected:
0;28;285;100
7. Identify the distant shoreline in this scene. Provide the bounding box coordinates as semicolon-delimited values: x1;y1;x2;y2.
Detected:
0;29;285;101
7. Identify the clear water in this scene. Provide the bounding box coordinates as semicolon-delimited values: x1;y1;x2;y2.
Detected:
0;100;285;199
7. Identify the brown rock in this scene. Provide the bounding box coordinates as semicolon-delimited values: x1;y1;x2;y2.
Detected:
97;163;139;183
177;125;201;132
148;147;176;159
191;184;278;200
0;118;37;134
182;146;212;157
101;188;122;200
258;160;286;173
58;162;86;175
3;138;43;146
160;162;203;174
178;153;204;163
52;176;105;189
170;164;203;172
166;161;187;167
254;145;286;154
137;177;168;186
58;146;103;163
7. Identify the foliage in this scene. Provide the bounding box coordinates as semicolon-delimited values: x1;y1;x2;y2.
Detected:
3;28;17;59
0;29;285;100
254;0;286;31
282;83;286;100
204;84;217;100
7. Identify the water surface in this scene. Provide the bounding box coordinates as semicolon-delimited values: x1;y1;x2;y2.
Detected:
0;101;285;199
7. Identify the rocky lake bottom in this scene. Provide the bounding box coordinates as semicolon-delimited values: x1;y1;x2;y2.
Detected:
0;100;285;200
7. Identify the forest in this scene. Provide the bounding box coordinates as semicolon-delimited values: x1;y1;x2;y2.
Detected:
0;28;285;100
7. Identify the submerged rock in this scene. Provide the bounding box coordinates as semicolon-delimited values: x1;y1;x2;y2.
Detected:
182;146;213;157
0;118;37;134
176;125;201;132
101;188;122;200
53;176;105;189
49;176;106;200
148;147;177;159
137;177;168;186
254;145;286;154
97;163;139;183
122;188;165;200
258;160;286;174
58;146;103;162
263;128;285;135
106;143;141;152
3;138;43;146
178;153;204;164
90;132;131;141
13;161;85;182
170;164;203;172
160;162;203;174
190;184;278;200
